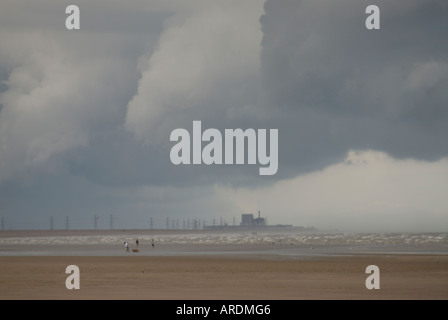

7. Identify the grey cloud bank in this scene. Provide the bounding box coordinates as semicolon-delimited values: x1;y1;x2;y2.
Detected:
0;0;447;231
260;0;448;175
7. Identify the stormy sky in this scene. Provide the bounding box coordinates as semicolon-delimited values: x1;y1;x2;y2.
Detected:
0;0;447;231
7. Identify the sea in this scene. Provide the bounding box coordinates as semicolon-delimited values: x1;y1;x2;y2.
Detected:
1;229;447;258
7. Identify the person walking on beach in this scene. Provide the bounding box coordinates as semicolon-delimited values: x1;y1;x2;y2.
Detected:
151;239;155;248
124;241;130;253
136;238;139;247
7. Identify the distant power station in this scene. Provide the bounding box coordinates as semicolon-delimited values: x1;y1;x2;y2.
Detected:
240;211;266;227
203;211;303;230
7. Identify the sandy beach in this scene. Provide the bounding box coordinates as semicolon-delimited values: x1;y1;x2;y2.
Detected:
1;254;447;300
1;229;447;300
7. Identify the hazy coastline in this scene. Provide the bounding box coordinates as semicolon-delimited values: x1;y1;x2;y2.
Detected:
1;228;447;257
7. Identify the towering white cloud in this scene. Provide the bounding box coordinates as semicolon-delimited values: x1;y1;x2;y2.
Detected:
125;0;264;145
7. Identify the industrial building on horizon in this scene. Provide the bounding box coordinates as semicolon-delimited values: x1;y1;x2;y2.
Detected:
203;211;315;230
240;211;266;227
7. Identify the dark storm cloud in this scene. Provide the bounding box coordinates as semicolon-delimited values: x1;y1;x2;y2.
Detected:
0;0;167;183
260;0;448;177
1;0;447;230
0;0;266;228
2;1;447;189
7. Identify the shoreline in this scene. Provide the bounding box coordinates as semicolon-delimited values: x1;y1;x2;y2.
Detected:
1;229;447;257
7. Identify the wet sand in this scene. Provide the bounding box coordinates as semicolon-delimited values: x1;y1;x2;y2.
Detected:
1;254;447;300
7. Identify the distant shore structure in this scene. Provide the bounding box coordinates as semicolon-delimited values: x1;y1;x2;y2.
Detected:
203;211;314;231
241;211;266;227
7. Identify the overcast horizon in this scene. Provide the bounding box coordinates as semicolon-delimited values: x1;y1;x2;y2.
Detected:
1;0;447;232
